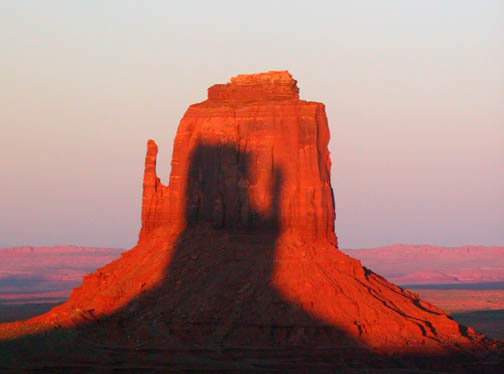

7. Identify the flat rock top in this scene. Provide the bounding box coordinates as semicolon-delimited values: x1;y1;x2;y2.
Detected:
208;70;300;101
230;71;295;84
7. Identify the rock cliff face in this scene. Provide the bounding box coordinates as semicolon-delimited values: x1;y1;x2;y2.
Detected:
1;71;501;371
140;71;335;244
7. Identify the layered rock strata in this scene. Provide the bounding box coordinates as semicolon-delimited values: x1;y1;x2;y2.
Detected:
140;71;335;244
1;71;501;371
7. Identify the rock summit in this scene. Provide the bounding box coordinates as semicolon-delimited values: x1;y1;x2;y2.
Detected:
1;71;501;372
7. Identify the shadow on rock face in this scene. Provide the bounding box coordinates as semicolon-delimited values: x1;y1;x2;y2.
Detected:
138;144;356;348
0;143;502;373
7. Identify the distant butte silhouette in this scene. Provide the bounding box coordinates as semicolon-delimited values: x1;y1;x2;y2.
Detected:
1;71;502;372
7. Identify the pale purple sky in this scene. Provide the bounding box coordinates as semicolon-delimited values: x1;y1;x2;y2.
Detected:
1;1;503;249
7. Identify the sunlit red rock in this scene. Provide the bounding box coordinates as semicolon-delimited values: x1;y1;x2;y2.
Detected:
140;71;335;244
207;70;300;101
1;71;502;371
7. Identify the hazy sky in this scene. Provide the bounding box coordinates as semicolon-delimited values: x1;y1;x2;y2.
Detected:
1;1;503;249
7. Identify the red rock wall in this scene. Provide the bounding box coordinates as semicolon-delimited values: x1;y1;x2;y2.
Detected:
140;71;336;244
2;72;500;365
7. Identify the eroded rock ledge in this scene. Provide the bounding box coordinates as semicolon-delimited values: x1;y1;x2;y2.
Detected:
208;70;299;101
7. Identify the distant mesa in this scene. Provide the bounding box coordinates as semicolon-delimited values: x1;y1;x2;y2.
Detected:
343;244;504;285
1;71;502;371
0;245;124;302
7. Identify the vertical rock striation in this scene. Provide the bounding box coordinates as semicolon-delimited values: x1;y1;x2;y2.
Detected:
1;71;501;372
140;71;335;244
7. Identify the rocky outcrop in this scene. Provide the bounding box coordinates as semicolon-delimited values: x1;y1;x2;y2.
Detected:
208;70;299;100
1;71;501;372
140;71;335;244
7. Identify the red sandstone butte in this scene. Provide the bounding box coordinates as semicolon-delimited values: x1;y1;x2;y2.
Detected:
140;70;334;243
0;71;501;370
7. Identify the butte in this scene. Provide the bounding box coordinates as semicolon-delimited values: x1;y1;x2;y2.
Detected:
0;71;502;372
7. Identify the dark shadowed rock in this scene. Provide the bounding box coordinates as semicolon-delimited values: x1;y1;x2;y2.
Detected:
1;71;502;372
